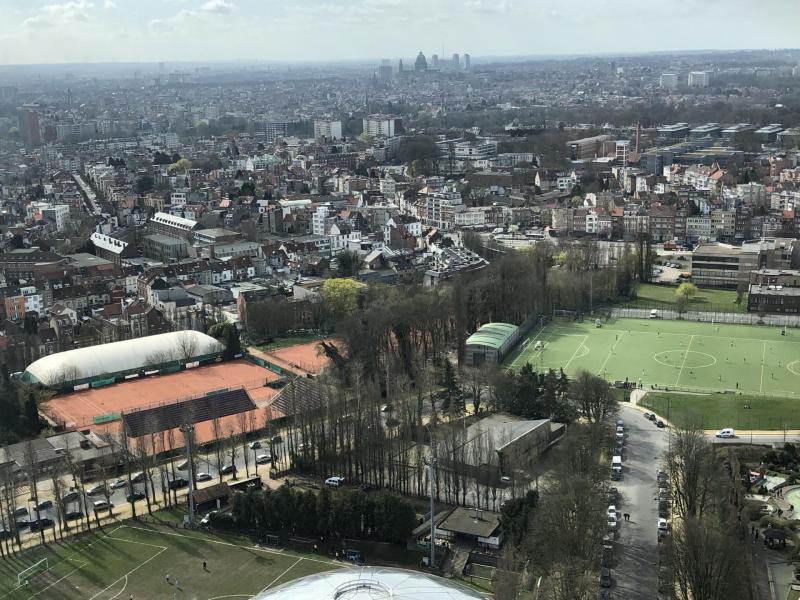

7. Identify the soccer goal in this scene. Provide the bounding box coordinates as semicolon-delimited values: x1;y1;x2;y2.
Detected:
18;558;49;586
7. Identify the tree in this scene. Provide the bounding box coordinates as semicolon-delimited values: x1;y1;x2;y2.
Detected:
676;282;698;302
135;175;154;194
663;424;719;520
568;370;616;425
209;323;241;360
336;250;361;277
167;158;192;175
321;278;363;319
398;136;440;176
736;281;747;307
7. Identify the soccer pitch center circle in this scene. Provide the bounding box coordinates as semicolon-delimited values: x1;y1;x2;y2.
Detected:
654;350;717;369
788;360;800;377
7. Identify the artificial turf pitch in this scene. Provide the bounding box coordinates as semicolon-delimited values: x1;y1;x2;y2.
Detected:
0;523;339;600
504;318;800;397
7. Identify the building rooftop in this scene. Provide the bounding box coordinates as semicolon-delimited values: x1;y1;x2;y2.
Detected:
254;567;485;600
437;506;501;539
465;322;518;350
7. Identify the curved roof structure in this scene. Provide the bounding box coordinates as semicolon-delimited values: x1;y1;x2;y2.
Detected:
22;331;223;387
253;567;487;600
465;322;518;349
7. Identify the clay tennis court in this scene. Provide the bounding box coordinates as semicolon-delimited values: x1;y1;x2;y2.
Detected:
41;359;282;445
250;339;340;376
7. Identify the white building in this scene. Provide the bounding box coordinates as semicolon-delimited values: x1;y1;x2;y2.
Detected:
688;71;710;87
313;119;343;140
660;73;679;90
41;204;70;232
312;206;330;236
363;114;402;137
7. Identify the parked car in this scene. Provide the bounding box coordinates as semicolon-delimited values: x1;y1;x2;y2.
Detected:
132;471;147;483
607;515;618;529
13;506;28;517
600;568;613;588
177;460;190;471
29;518;54;531
196;472;212;482
344;549;364;565
249;441;262;450
126;491;146;502
15;519;29;529
86;484;107;496
655;420;666;428
168;478;189;490
643;411;654;420
93;500;113;512
270;435;283;445
220;464;237;475
325;476;345;487
256;454;272;464
500;475;512;484
35;500;53;511
715;428;735;438
200;511;218;526
62;490;80;503
658;518;669;533
64;510;83;521
110;479;127;489
607;505;617;518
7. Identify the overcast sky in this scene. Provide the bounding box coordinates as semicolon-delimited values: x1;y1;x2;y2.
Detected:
0;0;799;65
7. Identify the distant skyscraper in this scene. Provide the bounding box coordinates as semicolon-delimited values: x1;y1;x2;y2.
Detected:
378;60;392;81
464;53;471;71
398;58;404;73
452;53;460;69
660;73;679;90
431;54;439;69
415;52;428;71
688;71;710;87
18;105;41;147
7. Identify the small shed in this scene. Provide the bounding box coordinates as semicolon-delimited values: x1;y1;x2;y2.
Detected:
191;482;232;514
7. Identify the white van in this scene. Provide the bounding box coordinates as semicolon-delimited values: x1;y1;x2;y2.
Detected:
649;309;659;319
611;456;623;477
715;428;735;439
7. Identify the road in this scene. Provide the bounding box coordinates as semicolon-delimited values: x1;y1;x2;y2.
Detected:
611;404;669;599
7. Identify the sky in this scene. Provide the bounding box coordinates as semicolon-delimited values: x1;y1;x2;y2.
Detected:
0;0;799;65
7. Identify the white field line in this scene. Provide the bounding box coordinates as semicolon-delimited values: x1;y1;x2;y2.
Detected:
597;331;627;376
88;546;167;600
563;335;589;371
259;557;303;594
674;335;695;386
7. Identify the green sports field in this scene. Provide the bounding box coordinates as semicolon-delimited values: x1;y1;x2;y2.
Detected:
0;523;340;599
504;318;800;397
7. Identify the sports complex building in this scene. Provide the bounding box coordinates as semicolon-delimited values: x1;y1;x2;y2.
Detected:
463;322;521;366
24;331;333;452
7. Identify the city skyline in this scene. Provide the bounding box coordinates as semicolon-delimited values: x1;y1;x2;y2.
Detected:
0;0;799;66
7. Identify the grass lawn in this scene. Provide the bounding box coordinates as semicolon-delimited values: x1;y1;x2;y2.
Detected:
505;318;800;397
639;391;800;430
630;283;747;313
256;335;321;351
0;521;341;599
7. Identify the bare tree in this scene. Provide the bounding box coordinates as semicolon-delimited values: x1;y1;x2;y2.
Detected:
227;427;239;481
23;441;47;545
212;417;224;482
664;423;719;520
174;331;200;361
568;370;617;425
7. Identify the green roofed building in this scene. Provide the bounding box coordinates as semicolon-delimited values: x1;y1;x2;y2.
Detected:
464;322;520;366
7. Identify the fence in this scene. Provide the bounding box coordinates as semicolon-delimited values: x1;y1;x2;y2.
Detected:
610;307;800;328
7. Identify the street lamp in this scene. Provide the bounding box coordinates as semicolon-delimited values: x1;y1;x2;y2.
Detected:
180;424;196;525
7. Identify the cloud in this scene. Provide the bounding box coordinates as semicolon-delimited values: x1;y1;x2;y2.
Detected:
103;0;116;8
201;0;235;14
22;0;94;29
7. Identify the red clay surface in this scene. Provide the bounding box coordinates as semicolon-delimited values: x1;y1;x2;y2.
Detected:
249;339;340;376
41;359;282;446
